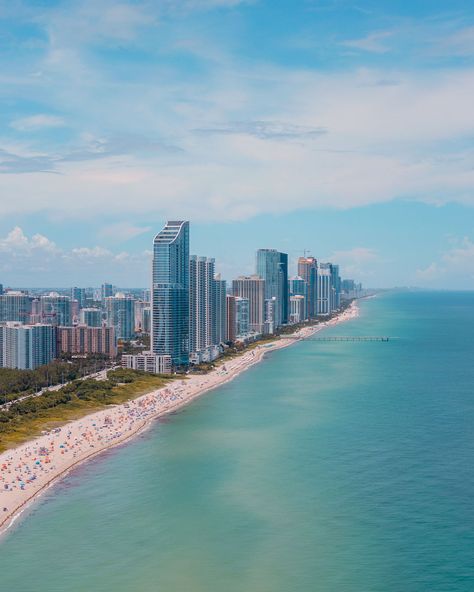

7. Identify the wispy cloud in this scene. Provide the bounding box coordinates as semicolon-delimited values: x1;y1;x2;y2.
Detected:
10;114;65;132
194;120;327;141
342;31;393;54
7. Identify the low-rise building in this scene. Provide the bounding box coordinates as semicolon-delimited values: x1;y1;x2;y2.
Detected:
121;352;172;374
57;325;116;357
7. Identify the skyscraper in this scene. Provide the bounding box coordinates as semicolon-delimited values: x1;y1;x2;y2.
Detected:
189;256;215;358
0;323;56;370
317;264;331;316
40;293;72;326
232;276;265;334
152;221;190;367
214;273;227;346
225;295;237;343
71;287;86;308
0;291;32;323
101;283;113;301
80;307;103;327
298;257;318;319
279;252;289;325
105;293;135;340
256;249;288;329
289;275;308;320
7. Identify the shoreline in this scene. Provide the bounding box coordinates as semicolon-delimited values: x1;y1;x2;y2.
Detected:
0;301;359;538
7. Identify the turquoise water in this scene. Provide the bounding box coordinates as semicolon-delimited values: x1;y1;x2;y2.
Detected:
1;292;473;591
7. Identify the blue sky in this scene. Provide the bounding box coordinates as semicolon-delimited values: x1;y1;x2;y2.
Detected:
1;0;474;288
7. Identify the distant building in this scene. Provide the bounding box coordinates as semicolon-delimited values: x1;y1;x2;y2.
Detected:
142;307;151;333
57;325;116;358
0;291;32;323
152;220;190;367
105;293;135;340
290;295;306;324
71;287;86;308
256;249;288;328
121;352;172;374
226;295;237;343
329;264;341;311
134;300;148;333
297;257;318;319
40;293;72;326
190;256;216;360
101;283;113;301
214;274;227;346
264;297;277;334
80;307;103;327
235;297;250;337
317;264;331;316
232;276;265;334
279;252;289;325
0;284;3;295
0;323;57;370
289;275;308;320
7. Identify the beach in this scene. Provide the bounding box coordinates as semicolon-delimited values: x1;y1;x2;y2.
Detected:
0;301;359;537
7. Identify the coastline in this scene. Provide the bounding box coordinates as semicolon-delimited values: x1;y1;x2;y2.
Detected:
0;301;359;538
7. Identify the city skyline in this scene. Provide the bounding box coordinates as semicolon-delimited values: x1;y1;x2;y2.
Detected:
1;1;474;289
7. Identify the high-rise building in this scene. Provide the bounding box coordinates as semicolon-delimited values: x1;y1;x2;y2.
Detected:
40;293;72;326
134;300;148;332
256;249;288;329
0;291;32;323
57;325;116;358
256;249;281;329
152;221;190;367
0;323;57;370
225;295;237;343
298;257;318;319
289;275;308;320
214;274;227;346
279;252;289;325
71;287;86;308
329;264;341;311
290;295;306;324
232;276;265;334
80;307;103;327
101;283;113;301
142;307;151;333
235;297;250;337
317;264;331;316
264;297;277;334
0;284;3;295
189;256;215;357
105;294;135;340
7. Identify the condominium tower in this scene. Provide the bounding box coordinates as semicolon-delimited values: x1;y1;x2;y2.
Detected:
152;221;190;367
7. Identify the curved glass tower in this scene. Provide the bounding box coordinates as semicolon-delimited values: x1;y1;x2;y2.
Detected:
152;221;190;367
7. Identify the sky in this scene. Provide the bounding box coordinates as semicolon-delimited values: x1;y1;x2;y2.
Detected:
1;0;474;289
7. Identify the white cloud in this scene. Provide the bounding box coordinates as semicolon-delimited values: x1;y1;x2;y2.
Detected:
99;222;152;242
0;227;150;286
10;114;65;131
342;31;393;54
416;238;474;286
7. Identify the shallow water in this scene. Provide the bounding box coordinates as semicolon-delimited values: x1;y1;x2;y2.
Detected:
1;292;473;591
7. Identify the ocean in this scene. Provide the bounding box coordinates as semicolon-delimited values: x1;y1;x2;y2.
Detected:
1;291;473;592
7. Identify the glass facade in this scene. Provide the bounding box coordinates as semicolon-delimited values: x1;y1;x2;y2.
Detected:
152;221;190;367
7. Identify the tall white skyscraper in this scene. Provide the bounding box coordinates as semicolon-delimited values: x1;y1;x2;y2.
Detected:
232;276;265;334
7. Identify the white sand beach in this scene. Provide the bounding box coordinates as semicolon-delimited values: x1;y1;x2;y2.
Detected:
0;301;359;536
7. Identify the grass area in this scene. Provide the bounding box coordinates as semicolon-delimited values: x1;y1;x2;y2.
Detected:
0;370;175;453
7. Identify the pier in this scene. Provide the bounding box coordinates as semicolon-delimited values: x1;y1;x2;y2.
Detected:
281;336;393;342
